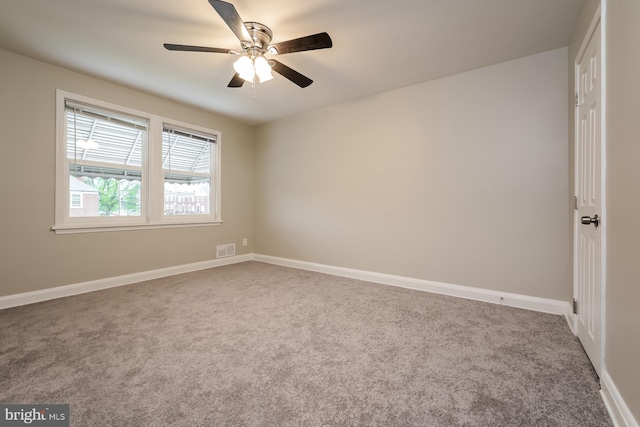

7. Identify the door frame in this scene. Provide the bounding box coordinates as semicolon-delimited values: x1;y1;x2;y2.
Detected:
572;2;607;376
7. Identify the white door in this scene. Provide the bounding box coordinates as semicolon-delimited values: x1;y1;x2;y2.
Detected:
575;21;602;376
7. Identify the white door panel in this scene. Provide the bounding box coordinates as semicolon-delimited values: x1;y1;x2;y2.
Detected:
575;21;602;376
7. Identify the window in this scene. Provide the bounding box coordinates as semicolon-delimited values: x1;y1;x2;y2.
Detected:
70;192;82;208
54;91;221;233
64;99;145;219
162;126;215;216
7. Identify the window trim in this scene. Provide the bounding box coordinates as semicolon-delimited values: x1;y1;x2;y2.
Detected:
53;90;222;234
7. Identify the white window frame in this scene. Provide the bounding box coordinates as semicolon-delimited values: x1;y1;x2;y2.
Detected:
53;90;222;234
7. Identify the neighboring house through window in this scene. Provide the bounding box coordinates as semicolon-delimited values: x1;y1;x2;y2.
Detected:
69;178;100;216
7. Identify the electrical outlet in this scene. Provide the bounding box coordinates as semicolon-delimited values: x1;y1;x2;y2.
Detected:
242;238;248;247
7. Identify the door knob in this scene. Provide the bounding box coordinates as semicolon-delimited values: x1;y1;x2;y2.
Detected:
581;214;600;228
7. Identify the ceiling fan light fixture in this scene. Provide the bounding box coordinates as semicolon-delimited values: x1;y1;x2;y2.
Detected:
164;1;333;90
233;56;255;82
254;56;273;82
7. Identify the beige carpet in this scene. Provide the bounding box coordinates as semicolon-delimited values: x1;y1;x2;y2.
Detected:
0;261;611;426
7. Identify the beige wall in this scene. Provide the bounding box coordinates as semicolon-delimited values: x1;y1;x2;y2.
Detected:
604;0;640;419
254;48;570;300
0;49;254;297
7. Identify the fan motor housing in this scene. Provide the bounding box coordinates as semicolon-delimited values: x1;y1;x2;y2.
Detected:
244;22;273;50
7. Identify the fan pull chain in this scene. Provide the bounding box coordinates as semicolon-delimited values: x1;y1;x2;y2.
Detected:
252;75;256;100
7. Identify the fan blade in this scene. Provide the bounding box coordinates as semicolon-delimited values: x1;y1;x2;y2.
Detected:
270;60;313;88
209;0;251;43
164;44;231;54
270;32;332;55
228;73;245;88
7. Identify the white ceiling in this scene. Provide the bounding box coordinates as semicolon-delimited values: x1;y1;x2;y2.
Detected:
0;0;584;125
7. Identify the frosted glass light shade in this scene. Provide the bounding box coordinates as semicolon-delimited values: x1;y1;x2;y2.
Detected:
233;56;255;82
254;56;273;82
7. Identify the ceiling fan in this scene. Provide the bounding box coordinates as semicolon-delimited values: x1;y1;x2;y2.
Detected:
164;0;333;88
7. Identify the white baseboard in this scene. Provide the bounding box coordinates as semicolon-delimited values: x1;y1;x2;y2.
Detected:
253;254;568;315
601;369;639;427
0;254;253;310
1;252;569;315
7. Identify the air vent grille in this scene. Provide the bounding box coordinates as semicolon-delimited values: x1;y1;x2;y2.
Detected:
216;243;236;258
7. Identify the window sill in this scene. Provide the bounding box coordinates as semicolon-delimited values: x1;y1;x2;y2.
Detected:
51;220;222;234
